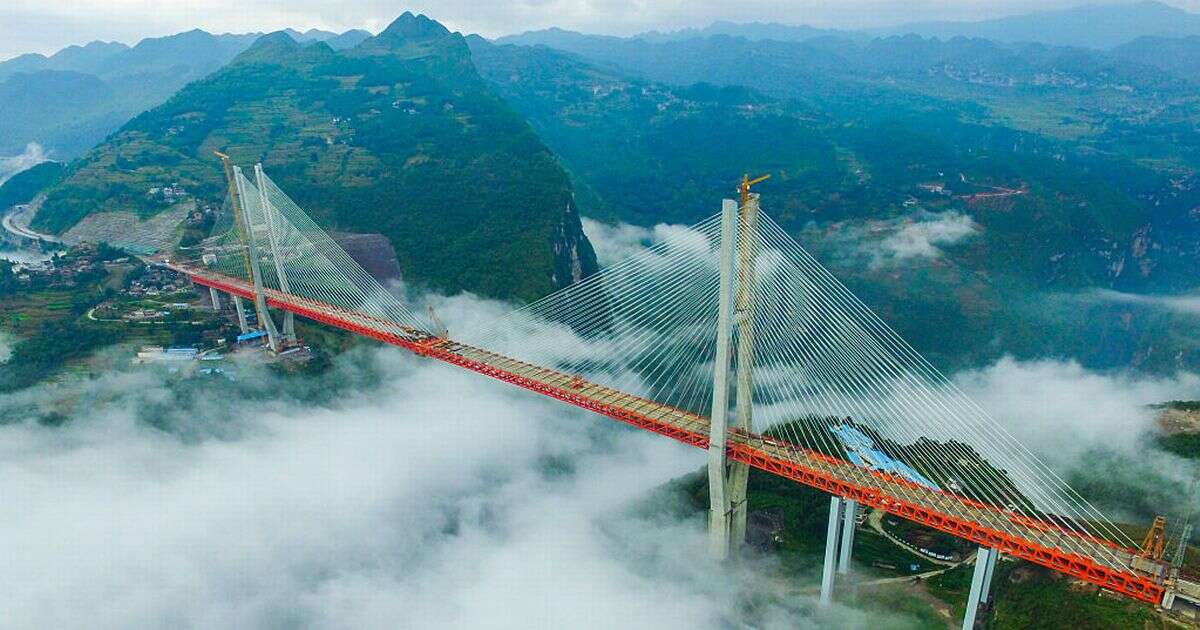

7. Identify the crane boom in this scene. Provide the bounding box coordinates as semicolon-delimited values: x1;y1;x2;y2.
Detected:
738;173;771;208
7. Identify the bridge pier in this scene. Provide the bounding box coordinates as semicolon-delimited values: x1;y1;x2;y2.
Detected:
208;287;221;311
233;295;249;334
962;547;995;629
980;547;997;605
837;499;857;575
820;495;844;606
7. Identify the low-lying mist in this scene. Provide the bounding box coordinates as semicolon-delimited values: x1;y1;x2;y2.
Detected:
2;294;923;629
4;219;1198;628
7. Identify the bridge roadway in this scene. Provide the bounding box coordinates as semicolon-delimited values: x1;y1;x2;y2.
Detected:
174;264;1166;605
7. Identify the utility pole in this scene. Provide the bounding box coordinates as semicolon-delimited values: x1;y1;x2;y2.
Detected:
255;164;295;343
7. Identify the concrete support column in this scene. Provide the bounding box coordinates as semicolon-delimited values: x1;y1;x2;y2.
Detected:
208;287;221;311
706;199;737;559
233;296;249;334
728;193;761;549
232;165;280;353
837;499;857;575
962;547;993;630
980;548;998;604
820;495;844;607
255;163;295;343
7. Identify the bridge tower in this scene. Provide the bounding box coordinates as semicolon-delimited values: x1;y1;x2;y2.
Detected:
708;175;767;558
218;154;281;353
707;198;737;558
729;187;761;548
255;164;296;343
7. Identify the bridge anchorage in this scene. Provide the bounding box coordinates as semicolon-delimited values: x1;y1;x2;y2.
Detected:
165;158;1189;626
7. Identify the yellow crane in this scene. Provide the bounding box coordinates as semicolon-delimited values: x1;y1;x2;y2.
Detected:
738;173;770;208
1142;515;1168;561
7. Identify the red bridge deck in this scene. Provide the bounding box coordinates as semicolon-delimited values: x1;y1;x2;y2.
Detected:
177;264;1166;605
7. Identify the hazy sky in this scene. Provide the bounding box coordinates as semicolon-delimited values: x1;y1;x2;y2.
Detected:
2;0;1199;60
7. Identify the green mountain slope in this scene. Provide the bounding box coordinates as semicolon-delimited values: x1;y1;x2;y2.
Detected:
0;28;379;158
33;14;597;303
0;31;264;157
469;37;1200;371
0;161;64;210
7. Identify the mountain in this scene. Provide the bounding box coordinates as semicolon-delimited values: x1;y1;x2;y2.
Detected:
635;20;852;43
879;1;1200;49
0;28;375;159
0;30;260;157
469;35;1200;371
0;41;129;81
501;3;1200;51
1111;35;1200;80
32;13;597;302
0;161;64;211
325;29;374;50
283;28;373;49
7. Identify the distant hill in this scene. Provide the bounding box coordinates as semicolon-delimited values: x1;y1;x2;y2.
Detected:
33;13;596;302
282;28;373;49
0;161;64;211
635;20;852;43
878;1;1200;49
502;3;1200;52
0;27;374;158
1111;35;1200;80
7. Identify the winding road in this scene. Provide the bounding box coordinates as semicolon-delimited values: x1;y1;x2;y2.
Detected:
2;202;60;244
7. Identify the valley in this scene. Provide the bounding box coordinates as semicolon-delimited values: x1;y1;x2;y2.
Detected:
2;3;1200;628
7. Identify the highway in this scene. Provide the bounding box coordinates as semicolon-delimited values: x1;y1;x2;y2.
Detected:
2;203;61;244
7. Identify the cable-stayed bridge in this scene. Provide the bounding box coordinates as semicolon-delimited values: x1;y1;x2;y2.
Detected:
162;160;1188;625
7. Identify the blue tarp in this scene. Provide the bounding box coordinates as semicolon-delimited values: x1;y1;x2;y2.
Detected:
236;330;267;342
832;424;940;491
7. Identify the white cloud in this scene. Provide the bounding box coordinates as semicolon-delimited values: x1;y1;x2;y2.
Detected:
878;211;976;263
954;357;1200;462
0;143;49;186
581;217;703;267
828;211;978;268
951;357;1200;525
1087;288;1200;315
0;292;920;629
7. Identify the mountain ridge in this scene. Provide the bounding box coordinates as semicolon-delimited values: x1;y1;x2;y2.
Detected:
0;27;378;158
499;2;1200;50
31;13;597;302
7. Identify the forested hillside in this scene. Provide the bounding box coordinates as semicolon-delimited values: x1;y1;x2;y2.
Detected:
33;14;597;302
470;35;1200;371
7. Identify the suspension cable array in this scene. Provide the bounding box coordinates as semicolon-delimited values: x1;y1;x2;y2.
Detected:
176;167;428;335
460;201;1141;565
